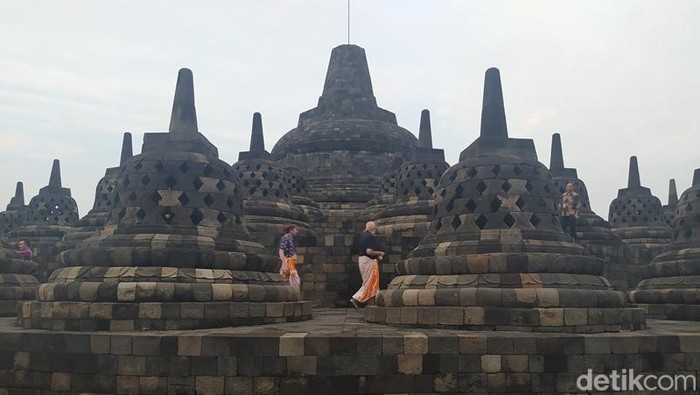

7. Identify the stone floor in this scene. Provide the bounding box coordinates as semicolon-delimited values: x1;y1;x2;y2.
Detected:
0;308;699;394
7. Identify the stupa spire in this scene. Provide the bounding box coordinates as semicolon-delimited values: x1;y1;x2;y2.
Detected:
321;44;374;100
694;169;700;187
13;182;24;206
550;133;565;169
250;112;265;152
49;159;62;188
480;68;508;140
418;109;433;149
120;132;133;166
168;68;198;135
668;179;678;206
627;156;641;189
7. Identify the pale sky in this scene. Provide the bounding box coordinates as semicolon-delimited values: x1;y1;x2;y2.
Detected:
1;0;698;219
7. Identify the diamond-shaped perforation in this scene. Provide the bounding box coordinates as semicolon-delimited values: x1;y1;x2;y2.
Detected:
490;198;502;212
543;185;551;194
501;181;511;193
513;166;522;176
530;214;541;227
503;213;515;227
216;212;227;224
179;163;190;173
190;209;203;225
492;164;501;176
203;194;214;207
451;215;462;230
136;208;146;220
161;208;175;224
440;189;447;198
193;178;204;190
446;198;455;212
525;181;533;192
178;193;190;206
475;215;488;229
467;167;478;178
216;180;226;191
515;197;525;210
165;176;177;189
151;191;162;203
134;162;143;171
203;165;214;176
465;199;477;213
154;161;165;171
435;218;442;231
454;184;464;198
128;191;137;202
226;198;235;209
140;175;151;186
688;203;694;212
476;181;488;194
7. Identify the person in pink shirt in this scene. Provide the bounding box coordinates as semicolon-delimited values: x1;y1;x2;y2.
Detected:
15;240;33;261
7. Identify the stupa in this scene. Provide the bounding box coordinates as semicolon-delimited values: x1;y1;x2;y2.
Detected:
663;178;679;226
365;68;645;332
629;169;700;320
0;182;27;238
8;160;78;279
271;44;417;204
0;245;39;316
548;133;632;290
608;156;671;258
231;112;315;248
19;69;311;331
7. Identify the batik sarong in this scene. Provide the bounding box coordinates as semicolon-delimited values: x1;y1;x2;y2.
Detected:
352;255;379;303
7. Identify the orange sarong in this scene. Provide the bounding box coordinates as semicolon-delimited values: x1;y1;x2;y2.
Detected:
280;254;300;288
352;256;379;303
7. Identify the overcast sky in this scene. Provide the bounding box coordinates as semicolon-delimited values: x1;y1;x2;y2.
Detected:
1;1;698;219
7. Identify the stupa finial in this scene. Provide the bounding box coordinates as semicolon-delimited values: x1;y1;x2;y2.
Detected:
120;132;133;166
550;133;565;169
668;179;678;206
627;156;641;189
250;112;265;152
168;68;198;135
49;159;62;188
480;67;508;140
418;109;433;149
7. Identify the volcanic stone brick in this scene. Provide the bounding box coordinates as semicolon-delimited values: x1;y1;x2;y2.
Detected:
367;67;643;333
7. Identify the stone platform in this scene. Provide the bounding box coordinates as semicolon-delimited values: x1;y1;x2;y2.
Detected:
0;308;699;394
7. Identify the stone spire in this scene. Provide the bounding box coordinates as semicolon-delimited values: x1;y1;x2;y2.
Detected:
120;132;133;166
418;109;433;149
168;68;198;135
627;156;641;189
663;179;679;227
7;182;25;210
250;112;265;152
296;44;397;124
550;133;564;169
238;112;271;161
480;67;508;141
39;159;71;196
694;169;700;186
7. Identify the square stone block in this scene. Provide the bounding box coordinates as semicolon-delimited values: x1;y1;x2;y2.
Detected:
280;333;306;357
403;333;428;355
539;309;564;327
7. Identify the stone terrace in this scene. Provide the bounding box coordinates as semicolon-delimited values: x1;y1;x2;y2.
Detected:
0;308;699;394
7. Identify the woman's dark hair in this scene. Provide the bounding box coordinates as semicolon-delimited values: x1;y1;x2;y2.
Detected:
285;225;298;233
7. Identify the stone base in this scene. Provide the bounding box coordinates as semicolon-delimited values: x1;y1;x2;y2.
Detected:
0;300;23;317
635;303;700;321
19;301;313;331
364;306;646;333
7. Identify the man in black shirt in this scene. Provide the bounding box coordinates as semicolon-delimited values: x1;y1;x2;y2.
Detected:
351;221;384;309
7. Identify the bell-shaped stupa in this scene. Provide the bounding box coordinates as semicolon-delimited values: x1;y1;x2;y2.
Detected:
365;68;644;332
271;44;417;204
9;160;79;279
629;169;700;320
19;69;311;331
0;182;28;238
375;110;449;256
232;112;316;248
663;179;679;227
608;156;671;256
548;134;634;290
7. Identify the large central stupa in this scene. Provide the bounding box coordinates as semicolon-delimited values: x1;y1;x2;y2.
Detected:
271;44;418;204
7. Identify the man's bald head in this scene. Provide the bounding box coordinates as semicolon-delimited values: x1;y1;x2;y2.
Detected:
365;221;377;234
